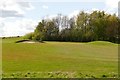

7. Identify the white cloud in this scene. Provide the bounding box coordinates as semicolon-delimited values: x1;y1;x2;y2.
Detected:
1;18;38;37
0;0;36;37
43;14;57;20
0;0;34;18
42;5;48;9
68;9;104;19
84;0;119;15
0;18;5;36
68;10;79;18
0;0;38;37
104;0;119;15
105;0;119;8
0;0;24;14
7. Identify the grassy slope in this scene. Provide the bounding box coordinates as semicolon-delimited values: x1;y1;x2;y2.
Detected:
2;38;118;78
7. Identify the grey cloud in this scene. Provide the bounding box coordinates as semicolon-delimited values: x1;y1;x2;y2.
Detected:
26;27;35;30
17;2;31;8
0;9;24;18
0;2;33;18
17;2;33;10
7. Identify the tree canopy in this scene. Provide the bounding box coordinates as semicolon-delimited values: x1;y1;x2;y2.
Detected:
24;10;120;43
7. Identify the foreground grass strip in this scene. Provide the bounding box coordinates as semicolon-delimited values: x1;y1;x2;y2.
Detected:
2;72;118;78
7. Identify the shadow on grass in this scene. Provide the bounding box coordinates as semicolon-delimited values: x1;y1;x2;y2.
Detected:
15;39;45;43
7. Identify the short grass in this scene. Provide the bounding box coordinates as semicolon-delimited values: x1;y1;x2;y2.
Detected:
2;38;118;78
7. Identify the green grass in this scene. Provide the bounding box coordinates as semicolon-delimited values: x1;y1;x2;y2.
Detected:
2;38;118;78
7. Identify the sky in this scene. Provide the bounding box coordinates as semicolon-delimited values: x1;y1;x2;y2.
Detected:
0;0;119;37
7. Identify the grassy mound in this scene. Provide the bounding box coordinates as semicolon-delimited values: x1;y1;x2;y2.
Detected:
87;41;118;46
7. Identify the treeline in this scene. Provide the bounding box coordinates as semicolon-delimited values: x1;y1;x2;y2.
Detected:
24;11;120;43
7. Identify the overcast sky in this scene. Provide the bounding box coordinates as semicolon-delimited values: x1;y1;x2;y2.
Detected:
0;0;119;37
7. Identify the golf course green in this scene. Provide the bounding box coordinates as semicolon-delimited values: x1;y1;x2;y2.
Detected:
2;37;118;78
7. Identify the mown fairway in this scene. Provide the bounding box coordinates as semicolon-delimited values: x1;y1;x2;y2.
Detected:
2;38;118;78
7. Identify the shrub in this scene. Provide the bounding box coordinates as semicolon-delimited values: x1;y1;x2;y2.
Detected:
32;33;44;42
23;32;34;40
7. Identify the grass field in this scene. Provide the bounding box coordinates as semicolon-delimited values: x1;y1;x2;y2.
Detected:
2;38;118;78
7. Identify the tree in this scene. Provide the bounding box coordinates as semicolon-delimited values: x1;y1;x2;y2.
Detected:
53;14;62;32
25;10;120;43
105;14;119;43
89;11;107;41
33;21;45;42
76;11;90;41
44;20;59;40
